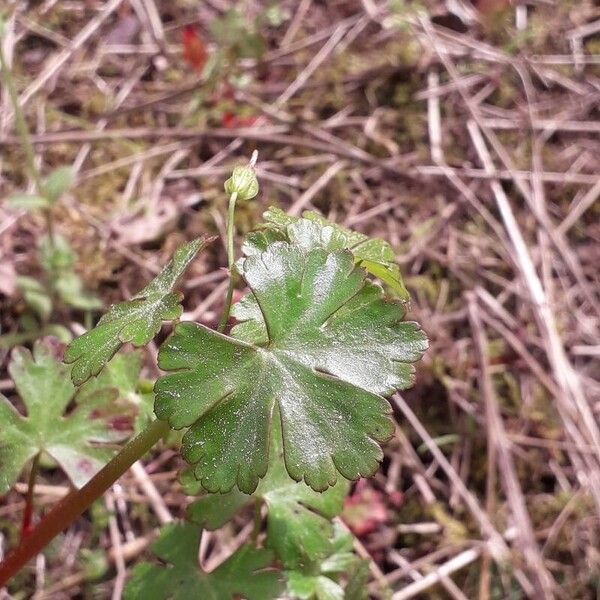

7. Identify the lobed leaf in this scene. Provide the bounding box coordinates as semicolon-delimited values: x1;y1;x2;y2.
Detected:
123;523;282;600
54;271;103;311
246;206;410;301
65;238;208;385
36;234;102;312
155;241;427;493
0;339;126;494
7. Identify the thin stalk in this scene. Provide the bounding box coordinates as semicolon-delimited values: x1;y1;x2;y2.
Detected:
217;190;238;333
20;452;40;540
0;419;170;585
0;38;54;243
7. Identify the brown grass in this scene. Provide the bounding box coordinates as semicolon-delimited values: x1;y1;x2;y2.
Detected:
0;0;599;598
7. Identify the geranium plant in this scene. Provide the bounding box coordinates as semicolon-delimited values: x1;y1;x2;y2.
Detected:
0;158;427;598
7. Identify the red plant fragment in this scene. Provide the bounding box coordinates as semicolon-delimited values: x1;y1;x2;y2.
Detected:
221;112;236;128
220;113;258;128
342;485;388;536
182;25;207;73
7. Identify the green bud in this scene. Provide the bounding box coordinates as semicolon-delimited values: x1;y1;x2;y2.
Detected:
224;165;259;200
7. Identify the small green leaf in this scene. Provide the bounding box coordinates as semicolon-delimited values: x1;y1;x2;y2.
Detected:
260;435;349;569
7;193;51;211
40;234;75;273
285;525;368;600
256;207;410;301
123;523;282;600
186;484;249;530
0;338;125;494
287;572;345;600
16;276;52;321
37;233;102;311
54;271;103;311
241;228;286;256
64;238;208;385
156;242;427;493
42;166;74;203
343;560;370;600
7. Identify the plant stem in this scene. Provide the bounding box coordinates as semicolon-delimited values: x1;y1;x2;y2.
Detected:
217;190;238;333
0;419;170;586
20;452;40;540
0;37;54;243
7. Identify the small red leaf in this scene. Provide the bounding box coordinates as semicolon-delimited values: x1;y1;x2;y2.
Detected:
182;25;207;73
221;112;236;128
220;113;258;128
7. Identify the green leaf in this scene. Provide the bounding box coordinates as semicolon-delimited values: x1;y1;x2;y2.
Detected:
343;560;370;600
285;525;368;600
54;271;103;311
0;339;124;494
188;420;349;569
6;193;51;211
287;571;344;600
40;234;76;273
186;484;249;530
156;242;427;493
254;207;410;301
16;276;52;321
260;442;348;568
37;233;102;312
123;523;282;600
42;166;74;203
64;238;208;385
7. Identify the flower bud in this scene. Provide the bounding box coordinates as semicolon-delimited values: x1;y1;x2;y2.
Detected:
224;165;259;200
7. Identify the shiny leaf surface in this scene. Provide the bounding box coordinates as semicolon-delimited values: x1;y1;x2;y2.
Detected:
252;206;410;301
65;238;207;385
155;242;427;493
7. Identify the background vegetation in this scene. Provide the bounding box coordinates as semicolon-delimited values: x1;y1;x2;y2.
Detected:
0;0;598;598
